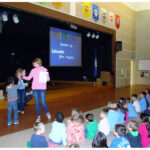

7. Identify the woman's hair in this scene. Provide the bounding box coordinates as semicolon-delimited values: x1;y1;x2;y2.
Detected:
107;102;117;110
92;132;108;148
140;113;150;137
55;112;64;123
69;144;80;148
128;120;139;131
33;122;44;132
86;114;94;122
71;108;84;123
32;58;42;66
114;124;126;137
7;76;14;85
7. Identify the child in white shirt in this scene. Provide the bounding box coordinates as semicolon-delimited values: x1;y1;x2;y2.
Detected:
132;94;141;113
98;108;110;136
48;112;67;147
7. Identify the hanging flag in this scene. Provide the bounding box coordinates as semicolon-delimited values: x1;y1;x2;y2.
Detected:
101;8;107;24
94;50;97;77
109;11;114;25
93;4;99;22
52;2;63;9
115;14;120;29
83;2;90;19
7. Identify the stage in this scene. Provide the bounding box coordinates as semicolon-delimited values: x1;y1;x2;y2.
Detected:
0;83;149;137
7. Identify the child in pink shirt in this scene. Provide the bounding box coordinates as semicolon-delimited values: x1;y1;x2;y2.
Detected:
138;113;150;147
22;58;51;122
66;109;85;145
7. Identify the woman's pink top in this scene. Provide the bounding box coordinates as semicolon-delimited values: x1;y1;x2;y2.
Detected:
66;120;85;144
138;123;150;147
23;66;50;90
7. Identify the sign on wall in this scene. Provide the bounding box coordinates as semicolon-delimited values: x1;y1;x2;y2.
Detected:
109;11;114;25
52;2;63;9
93;4;99;22
101;8;107;24
115;14;120;29
83;2;90;19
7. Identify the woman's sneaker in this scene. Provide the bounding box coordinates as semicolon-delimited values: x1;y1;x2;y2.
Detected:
46;113;51;119
14;121;19;125
36;116;40;122
21;111;24;114
8;122;12;126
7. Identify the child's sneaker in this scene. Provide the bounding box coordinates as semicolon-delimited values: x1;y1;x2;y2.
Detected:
36;116;40;122
21;111;24;114
46;113;51;119
18;110;20;113
8;122;12;126
14;121;19;125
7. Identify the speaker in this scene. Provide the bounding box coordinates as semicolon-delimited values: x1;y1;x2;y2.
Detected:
116;41;122;52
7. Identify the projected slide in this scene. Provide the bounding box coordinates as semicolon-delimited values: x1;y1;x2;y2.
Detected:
50;27;81;66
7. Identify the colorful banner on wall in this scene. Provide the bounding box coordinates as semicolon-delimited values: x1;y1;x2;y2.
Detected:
109;11;114;25
115;14;120;29
39;2;46;5
93;4;99;22
83;2;90;19
101;8;107;24
52;2;62;9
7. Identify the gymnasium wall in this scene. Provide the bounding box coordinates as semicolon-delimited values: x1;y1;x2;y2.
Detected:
33;2;136;88
135;10;150;85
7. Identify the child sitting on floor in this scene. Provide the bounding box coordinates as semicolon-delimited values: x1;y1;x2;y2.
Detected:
138;113;150;147
139;92;148;112
30;122;48;148
92;131;108;148
66;108;85;144
107;102;120;131
132;94;141;114
126;98;138;120
116;98;127;124
125;120;142;148
109;124;130;148
98;108;110;136
85;114;98;139
48;112;67;147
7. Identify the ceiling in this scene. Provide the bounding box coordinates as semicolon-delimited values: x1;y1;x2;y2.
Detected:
123;2;150;11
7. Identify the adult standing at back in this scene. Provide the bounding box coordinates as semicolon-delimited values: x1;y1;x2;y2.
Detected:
22;58;51;122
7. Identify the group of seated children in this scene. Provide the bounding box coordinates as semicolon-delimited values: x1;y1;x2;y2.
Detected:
6;68;33;125
29;90;150;148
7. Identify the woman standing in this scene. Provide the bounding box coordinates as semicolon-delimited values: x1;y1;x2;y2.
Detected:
22;58;51;122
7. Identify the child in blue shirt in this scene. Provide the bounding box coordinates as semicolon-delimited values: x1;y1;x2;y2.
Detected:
139;92;147;112
107;102;120;131
48;112;67;147
110;124;130;148
30;122;48;148
126;98;138;120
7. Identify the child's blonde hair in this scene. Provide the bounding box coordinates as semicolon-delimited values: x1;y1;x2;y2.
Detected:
71;108;84;123
128;120;139;131
33;122;44;132
107;102;117;110
16;68;23;76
